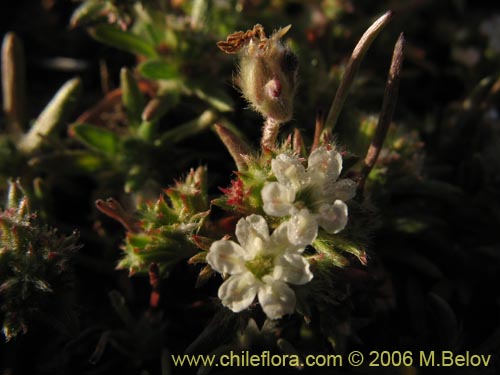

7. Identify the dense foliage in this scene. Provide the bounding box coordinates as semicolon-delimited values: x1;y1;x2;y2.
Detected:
1;1;499;374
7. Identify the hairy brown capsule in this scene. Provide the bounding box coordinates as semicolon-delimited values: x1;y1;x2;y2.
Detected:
218;24;298;123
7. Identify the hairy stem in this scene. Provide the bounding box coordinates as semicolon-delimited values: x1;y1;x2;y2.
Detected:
261;117;281;151
359;33;405;192
214;123;252;171
323;11;393;135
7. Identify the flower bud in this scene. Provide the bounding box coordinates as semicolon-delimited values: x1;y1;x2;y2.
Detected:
218;24;298;123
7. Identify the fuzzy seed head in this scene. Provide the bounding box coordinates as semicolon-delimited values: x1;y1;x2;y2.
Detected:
218;24;298;123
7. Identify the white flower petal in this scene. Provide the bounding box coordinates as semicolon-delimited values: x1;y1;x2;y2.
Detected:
207;240;247;274
307;147;342;186
270;221;305;253
258;278;296;319
218;272;260;313
235;215;270;258
273;253;313;285
287;208;318;246
327;178;357;202
317;200;348;234
272;154;307;190
261;182;295;216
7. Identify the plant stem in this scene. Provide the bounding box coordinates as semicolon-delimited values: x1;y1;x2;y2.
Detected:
261;117;281;151
214;123;252;171
311;110;324;152
359;33;405;192
95;198;140;233
323;11;393;135
2;33;26;138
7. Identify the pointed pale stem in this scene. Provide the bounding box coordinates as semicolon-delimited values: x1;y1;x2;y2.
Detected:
6;178;25;210
214;123;252;171
2;32;26;138
95;198;140;233
323;10;394;134
292;128;305;155
190;0;210;30
359;33;405;192
311;110;324;152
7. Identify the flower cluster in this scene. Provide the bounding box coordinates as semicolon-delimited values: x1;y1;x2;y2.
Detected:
207;146;355;319
262;146;356;246
0;180;80;340
207;215;312;319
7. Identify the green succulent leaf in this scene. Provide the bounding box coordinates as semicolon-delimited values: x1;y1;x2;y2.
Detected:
190;85;233;113
120;67;145;127
91;25;158;58
18;78;82;154
70;0;113;28
30;151;108;174
142;94;179;122
124;165;147;193
312;239;350;267
71;123;120;156
2;32;27;137
158;110;218;145
128;234;151;248
138;60;179;80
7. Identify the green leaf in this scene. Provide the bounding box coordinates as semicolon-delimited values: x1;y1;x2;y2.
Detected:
330;236;367;265
71;123;120;156
120;67;145;126
2;32;27;137
34;279;53;293
313;239;350;267
6;179;26;211
91;25;158;58
124;164;146;193
128;234;151;248
18;78;82;154
138;60;179;80
142;93;179;122
70;0;113;28
314;234;366;266
29;151;107;174
157;110;218;145
190;85;233;112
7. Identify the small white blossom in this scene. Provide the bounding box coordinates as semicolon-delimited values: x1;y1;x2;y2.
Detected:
261;147;356;246
206;215;313;319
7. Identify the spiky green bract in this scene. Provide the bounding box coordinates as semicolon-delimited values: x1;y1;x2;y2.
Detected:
212;143;297;216
0;180;79;341
117;166;210;275
212;153;272;215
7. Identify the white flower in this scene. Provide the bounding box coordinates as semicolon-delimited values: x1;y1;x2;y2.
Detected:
206;214;313;319
261;147;356;246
